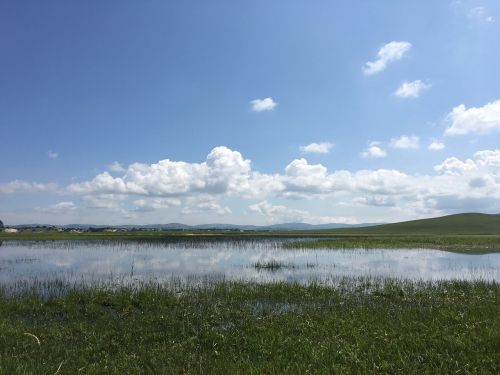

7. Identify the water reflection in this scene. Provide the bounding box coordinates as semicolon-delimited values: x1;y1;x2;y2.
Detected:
0;240;499;291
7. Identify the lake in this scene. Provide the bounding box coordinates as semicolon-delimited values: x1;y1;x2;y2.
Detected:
1;239;499;294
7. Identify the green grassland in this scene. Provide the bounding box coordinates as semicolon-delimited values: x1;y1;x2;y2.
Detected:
1;280;498;374
287;235;500;253
284;213;500;252
328;213;500;235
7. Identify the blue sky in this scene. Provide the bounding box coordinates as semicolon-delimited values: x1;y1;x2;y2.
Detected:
1;0;500;225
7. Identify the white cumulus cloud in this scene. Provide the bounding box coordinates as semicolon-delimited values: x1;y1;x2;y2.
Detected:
250;97;277;112
363;41;412;75
133;198;181;212
181;196;231;216
428;140;445;151
68;146;280;200
394;80;431;98
361;142;387;158
390;135;420;149
108;161;126;173
62;146;500;219
299;142;334;154
434;150;500;176
445;100;500;136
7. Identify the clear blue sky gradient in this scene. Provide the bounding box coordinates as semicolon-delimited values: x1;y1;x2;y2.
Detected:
1;1;499;225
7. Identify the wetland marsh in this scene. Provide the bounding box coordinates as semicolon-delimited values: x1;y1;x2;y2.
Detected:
1;236;499;373
0;239;499;295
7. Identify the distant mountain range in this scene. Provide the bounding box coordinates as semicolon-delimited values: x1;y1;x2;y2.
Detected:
4;213;500;235
10;222;382;231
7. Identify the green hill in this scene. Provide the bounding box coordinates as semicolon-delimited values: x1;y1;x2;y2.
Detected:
332;213;500;235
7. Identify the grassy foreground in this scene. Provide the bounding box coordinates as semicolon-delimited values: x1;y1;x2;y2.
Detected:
1;280;499;374
287;235;500;253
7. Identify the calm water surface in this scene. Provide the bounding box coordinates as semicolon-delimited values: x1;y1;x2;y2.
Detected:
1;240;499;290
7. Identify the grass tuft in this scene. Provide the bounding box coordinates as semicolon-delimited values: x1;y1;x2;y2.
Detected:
252;260;295;270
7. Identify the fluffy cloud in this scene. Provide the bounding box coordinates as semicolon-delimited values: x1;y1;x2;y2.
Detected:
428;140;445;151
394;80;431;98
181;196;231;216
279;150;500;215
248;201;306;223
69;172;128;195
390;135;420;149
434;150;500;176
250;97;277;112
108;161;126;173
361;142;387;158
299;142;334;154
434;157;476;176
425;150;500;213
248;201;357;225
445;100;500;136
0;180;59;194
352;195;396;207
352;169;413;195
281;159;414;199
282;159;347;198
133;197;181;212
68;146;279;199
363;41;412;75
63;146;500;219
